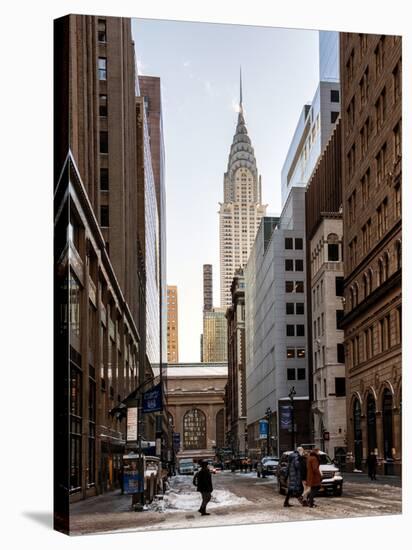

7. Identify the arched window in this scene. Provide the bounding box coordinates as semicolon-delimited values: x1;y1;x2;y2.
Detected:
382;389;393;460
368;268;373;294
353;283;359;307
362;273;368;299
378;259;384;286
367;394;377;452
396;240;401;271
353;398;362;469
167;412;174;429
183;409;206;450
216;409;225;449
327;233;340;261
383;252;390;280
349;287;354;310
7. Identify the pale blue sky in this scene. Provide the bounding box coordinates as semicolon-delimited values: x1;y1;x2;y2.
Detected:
131;18;319;362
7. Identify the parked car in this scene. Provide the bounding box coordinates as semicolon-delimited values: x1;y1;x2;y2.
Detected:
277;450;343;496
257;456;279;477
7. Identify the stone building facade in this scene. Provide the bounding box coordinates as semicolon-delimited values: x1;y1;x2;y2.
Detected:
340;33;402;474
166;364;228;462
225;268;247;457
305;120;347;459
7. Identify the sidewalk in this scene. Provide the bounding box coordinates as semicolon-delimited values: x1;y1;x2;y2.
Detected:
344;472;401;487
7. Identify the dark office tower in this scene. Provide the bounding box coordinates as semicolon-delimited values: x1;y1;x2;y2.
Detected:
340;33;402;475
54;15;164;530
203;264;213;312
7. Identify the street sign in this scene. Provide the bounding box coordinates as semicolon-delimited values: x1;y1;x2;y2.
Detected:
259;419;269;439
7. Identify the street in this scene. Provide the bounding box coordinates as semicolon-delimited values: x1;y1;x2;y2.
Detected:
70;471;401;535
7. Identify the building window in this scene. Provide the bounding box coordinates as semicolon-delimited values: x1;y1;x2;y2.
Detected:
295;281;304;293
286;303;294;315
328;244;339;261
347;144;356;179
100;168;109;191
393;63;401;104
69;274;81;337
98;57;107;80
335;276;344;297
374;36;385;77
375;88;386;131
331;111;339;123
285;281;294;293
336;310;344;329
98;19;107;42
335;378;346;397
286;348;295;359
295;259;304;271
396;240;401;270
285;259;294;271
297;348;305;358
297;369;306;381
296;303;304;315
100;205;109;227
337;343;345;363
394;122;402;160
347;96;355;134
287;369;296;381
99;94;108;117
183;409;206;450
285;238;293;250
286;325;295;337
331;89;340;103
360;66;369;106
361;169;370;206
295;238;303;250
100;131;108;154
360;118;370;158
296;324;305;337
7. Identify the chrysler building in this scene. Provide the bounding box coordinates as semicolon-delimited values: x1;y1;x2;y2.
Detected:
219;73;267;306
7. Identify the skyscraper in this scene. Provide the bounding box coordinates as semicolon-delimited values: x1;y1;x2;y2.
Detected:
167;285;179;363
219;72;267;307
203;264;213;312
203;308;228;363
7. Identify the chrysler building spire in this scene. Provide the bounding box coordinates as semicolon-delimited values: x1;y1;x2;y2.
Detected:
218;73;267;307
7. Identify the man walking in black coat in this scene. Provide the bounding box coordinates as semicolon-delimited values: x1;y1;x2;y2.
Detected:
193;460;213;515
366;450;378;480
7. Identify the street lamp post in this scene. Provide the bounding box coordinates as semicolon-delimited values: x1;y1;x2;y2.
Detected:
265;407;272;456
289;387;296;450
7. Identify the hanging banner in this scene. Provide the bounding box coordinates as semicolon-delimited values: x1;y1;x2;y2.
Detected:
142;383;163;413
280;406;292;430
126;407;138;441
173;432;181;451
259;419;269;439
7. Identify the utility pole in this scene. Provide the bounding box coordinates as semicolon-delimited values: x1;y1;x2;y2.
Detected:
289;386;296;450
265;407;272;456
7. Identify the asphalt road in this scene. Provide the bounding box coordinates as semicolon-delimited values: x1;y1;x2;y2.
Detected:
69;471;402;535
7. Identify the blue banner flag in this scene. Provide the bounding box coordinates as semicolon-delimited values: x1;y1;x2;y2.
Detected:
259;419;269;438
142;383;163;413
280;406;292;429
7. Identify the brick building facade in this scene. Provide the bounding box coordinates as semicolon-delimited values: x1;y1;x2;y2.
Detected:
340;33;402;474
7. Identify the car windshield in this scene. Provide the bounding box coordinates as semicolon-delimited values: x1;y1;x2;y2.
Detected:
318;454;333;465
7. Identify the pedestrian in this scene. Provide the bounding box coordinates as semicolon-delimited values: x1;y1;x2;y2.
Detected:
366;450;378;481
283;450;304;507
297;447;309;506
306;448;322;508
193;460;213;516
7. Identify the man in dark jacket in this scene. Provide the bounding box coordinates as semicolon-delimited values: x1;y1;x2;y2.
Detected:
366;450;378;480
193;461;213;515
284;450;304;507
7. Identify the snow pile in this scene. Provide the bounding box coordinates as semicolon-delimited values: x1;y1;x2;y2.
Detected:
163;488;249;512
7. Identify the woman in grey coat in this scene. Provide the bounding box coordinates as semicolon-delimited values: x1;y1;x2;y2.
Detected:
283;449;305;507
